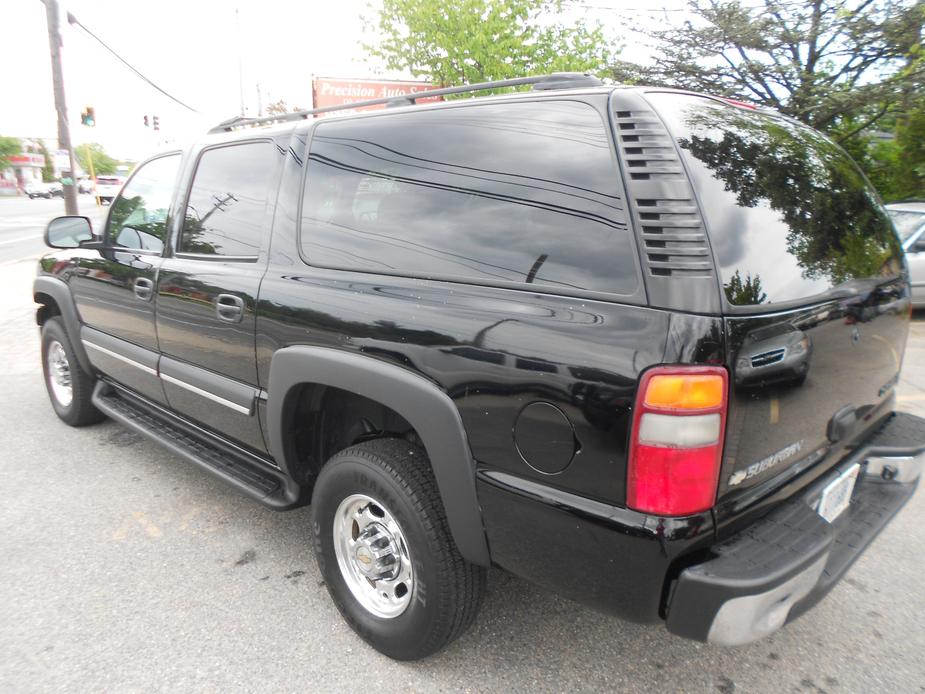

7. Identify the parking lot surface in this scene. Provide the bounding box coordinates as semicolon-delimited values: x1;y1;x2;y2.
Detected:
2;217;925;692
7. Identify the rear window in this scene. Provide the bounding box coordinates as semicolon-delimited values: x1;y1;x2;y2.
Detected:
299;100;638;295
97;177;121;186
646;93;903;306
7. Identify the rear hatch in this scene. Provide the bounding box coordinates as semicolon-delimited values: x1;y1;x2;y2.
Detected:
645;92;910;525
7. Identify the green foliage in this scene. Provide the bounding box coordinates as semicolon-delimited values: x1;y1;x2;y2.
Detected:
890;103;925;198
724;270;767;305
0;136;20;171
611;1;924;141
364;0;615;89
75;142;118;176
37;140;55;182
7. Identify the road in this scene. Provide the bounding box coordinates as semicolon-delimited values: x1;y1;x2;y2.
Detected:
0;196;106;265
1;215;925;691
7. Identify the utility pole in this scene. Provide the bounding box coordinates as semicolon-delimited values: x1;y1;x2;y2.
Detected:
236;7;245;116
42;0;78;215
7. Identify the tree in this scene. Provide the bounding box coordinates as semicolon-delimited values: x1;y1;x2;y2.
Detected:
37;140;55;182
724;270;767;305
364;0;615;89
611;0;925;143
266;99;306;116
0;136;20;171
75;142;118;176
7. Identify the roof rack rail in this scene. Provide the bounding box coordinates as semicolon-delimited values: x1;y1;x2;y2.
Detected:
207;72;604;134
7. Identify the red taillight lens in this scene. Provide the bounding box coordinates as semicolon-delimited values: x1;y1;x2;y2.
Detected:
627;366;728;516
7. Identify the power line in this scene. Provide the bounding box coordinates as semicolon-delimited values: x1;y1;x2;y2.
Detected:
66;11;199;113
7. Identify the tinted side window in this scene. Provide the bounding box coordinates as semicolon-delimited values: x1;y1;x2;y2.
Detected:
180;141;276;257
300;101;637;294
107;154;180;252
646;92;902;306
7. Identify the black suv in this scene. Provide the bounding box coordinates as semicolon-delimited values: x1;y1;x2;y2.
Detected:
35;74;925;660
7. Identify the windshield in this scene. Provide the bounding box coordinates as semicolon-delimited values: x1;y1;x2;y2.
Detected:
646;92;903;306
888;210;925;241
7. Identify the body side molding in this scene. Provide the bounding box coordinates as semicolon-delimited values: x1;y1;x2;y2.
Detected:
266;346;491;566
33;275;93;374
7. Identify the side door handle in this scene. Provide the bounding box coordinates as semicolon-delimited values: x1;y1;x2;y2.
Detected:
134;277;154;302
215;293;245;323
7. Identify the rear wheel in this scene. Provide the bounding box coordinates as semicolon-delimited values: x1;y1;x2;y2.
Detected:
311;438;486;660
41;317;105;427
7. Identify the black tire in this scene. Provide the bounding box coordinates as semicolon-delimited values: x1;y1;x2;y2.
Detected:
41;317;105;427
311;438;486;660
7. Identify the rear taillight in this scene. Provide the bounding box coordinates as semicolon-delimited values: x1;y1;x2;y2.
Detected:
627;366;728;516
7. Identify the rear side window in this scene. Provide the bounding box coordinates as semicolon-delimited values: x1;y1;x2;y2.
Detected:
299;100;637;294
646;93;902;306
179;141;276;258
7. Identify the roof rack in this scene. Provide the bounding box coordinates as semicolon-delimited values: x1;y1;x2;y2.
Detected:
207;72;604;134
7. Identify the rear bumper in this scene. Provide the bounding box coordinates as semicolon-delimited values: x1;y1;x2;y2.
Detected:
665;412;925;645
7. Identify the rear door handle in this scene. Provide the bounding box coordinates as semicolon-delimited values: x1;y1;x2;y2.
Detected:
134;277;154;301
215;293;245;323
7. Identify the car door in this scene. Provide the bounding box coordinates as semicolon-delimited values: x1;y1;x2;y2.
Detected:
906;228;925;305
156;139;282;454
70;153;182;404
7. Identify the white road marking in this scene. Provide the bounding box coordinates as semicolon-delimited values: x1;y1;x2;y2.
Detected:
0;234;42;246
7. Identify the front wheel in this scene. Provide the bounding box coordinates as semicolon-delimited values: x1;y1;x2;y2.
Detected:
311;438;486;660
41;317;105;427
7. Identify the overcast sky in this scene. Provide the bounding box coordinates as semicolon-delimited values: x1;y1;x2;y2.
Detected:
3;0;688;160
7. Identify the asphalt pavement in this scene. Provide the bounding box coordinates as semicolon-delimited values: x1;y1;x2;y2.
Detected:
1;203;925;692
0;196;107;264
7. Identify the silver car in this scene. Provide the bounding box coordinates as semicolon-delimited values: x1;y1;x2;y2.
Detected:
887;200;925;308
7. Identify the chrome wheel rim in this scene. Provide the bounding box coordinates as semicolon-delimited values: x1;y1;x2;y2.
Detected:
333;493;413;619
47;340;73;408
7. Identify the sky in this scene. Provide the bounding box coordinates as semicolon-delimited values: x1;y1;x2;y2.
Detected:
3;0;691;161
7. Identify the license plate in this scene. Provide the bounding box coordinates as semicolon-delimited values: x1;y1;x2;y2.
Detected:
816;464;860;523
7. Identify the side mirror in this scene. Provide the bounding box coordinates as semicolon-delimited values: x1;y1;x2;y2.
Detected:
911;239;925;254
45;216;97;249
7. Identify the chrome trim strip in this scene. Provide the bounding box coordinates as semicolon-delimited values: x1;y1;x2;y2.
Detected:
173;252;259;262
82;340;158;376
160;372;253;415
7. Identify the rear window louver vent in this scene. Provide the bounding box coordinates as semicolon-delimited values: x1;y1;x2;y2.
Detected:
613;111;685;182
614;108;714;279
635;199;713;277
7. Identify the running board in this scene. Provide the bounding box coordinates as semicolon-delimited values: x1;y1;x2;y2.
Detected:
92;381;302;509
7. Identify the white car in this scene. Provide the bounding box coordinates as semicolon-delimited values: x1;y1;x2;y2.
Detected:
887;200;925;308
94;176;125;204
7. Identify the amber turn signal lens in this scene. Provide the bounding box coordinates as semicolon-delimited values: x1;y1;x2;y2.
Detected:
643;374;725;410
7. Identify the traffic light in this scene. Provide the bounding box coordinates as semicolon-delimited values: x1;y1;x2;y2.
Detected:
81;106;95;126
144;115;149;127
152;115;160;131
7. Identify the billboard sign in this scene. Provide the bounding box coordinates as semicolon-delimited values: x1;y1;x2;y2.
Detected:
312;77;441;115
8;154;45;167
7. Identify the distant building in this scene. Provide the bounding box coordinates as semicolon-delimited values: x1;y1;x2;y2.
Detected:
0;138;85;195
0;138;46;195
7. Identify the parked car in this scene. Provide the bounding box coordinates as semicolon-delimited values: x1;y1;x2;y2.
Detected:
886;200;925;308
34;73;925;660
24;182;63;199
94;175;124;204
